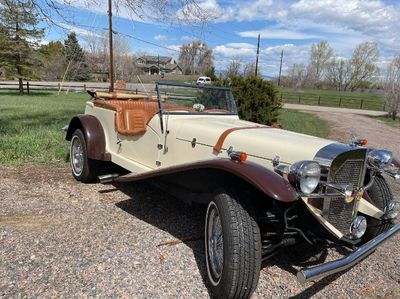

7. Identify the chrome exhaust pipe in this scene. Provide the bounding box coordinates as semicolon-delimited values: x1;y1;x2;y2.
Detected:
98;173;120;184
297;223;400;284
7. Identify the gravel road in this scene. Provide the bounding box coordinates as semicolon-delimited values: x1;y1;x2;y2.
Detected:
1;113;399;298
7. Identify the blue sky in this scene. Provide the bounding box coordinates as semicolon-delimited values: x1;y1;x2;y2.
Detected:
41;0;400;76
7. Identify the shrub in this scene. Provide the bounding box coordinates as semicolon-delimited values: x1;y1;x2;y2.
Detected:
218;76;282;125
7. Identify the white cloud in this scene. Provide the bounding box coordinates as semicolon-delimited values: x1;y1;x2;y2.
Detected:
214;43;257;57
238;28;320;40
290;0;400;51
154;34;168;41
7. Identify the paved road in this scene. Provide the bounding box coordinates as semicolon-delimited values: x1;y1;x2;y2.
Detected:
284;103;387;116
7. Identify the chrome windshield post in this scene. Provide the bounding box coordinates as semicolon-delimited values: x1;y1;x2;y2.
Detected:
156;82;164;134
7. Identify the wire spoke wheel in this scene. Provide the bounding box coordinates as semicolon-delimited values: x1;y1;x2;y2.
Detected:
71;135;84;176
207;203;224;282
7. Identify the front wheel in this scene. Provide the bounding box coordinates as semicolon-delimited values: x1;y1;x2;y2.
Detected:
205;190;261;299
362;175;394;243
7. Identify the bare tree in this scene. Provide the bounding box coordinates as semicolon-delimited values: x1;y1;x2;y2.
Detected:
384;55;400;120
286;63;307;88
326;58;351;91
21;0;208;27
242;62;261;77
348;42;379;90
308;41;333;86
225;58;242;78
178;40;213;75
85;33;139;82
326;42;379;91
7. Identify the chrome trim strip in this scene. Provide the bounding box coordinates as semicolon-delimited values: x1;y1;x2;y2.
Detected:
297;223;400;283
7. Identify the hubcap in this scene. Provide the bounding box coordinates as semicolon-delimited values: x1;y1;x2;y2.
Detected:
71;136;84;176
207;203;224;282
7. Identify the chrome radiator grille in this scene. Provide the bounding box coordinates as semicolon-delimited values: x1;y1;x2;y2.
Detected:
324;158;365;235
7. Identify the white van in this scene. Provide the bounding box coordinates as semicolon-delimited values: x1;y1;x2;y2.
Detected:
196;76;212;85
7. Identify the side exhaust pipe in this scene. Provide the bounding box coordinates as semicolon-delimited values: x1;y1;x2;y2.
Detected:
98;173;120;184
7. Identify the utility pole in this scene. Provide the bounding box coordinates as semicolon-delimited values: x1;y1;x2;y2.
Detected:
278;50;284;86
255;34;260;77
108;0;114;92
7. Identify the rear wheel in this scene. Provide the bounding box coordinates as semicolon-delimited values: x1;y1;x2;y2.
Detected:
362;175;393;242
70;129;99;183
205;190;261;299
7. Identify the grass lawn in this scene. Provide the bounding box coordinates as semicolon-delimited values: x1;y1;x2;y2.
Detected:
0;89;89;164
280;87;385;111
0;89;330;165
372;115;400;128
278;109;330;138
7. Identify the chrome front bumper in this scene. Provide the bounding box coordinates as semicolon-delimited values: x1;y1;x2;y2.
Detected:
297;223;400;283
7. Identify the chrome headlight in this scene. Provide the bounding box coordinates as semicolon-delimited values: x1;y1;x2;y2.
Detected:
367;149;392;168
288;161;321;195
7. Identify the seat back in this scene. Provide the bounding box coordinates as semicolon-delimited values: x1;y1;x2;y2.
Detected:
94;100;160;136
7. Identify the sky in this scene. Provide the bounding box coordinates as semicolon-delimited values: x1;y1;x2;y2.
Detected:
41;0;400;77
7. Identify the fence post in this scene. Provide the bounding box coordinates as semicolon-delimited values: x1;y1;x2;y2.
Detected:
360;99;364;109
298;95;301;103
26;81;30;95
318;96;321;105
83;84;86;92
382;102;386;111
339;98;342;107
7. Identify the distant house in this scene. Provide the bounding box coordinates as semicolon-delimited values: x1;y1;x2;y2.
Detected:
136;56;182;75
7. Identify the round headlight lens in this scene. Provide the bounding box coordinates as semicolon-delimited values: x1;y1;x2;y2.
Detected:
349;216;367;239
289;161;321;195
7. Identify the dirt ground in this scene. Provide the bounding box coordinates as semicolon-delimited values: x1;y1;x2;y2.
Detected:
1;112;399;298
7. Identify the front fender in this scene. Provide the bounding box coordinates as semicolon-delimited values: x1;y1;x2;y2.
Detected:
66;114;110;161
115;158;298;203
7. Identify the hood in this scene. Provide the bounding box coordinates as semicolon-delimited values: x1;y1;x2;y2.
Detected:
171;116;335;165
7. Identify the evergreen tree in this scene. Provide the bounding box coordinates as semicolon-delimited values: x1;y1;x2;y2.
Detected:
218;76;282;125
63;32;91;81
0;0;44;93
39;41;65;80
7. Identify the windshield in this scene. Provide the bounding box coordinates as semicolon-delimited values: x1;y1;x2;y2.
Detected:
156;81;237;114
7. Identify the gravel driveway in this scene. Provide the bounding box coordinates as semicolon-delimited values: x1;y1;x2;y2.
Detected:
1;114;399;298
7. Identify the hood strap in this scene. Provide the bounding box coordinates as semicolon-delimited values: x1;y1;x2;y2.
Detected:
213;125;271;153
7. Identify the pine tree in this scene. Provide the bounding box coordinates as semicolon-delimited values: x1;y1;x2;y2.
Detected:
63;32;91;81
0;0;44;94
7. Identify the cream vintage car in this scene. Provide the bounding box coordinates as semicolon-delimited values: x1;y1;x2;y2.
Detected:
66;81;400;299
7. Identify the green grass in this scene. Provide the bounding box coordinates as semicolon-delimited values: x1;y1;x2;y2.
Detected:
278;109;330;138
0;89;89;164
281;87;385;111
0;89;330;164
372;115;400;128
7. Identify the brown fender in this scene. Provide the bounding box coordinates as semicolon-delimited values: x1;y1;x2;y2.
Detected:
65;114;110;161
115;158;298;202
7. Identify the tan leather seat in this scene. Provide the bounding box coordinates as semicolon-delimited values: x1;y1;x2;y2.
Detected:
94;99;195;136
94;100;159;136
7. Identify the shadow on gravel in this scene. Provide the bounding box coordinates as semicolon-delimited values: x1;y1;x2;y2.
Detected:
110;181;352;298
112;182;214;297
263;243;351;298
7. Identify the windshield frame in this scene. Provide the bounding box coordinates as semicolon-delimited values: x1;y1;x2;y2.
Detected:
156;81;238;116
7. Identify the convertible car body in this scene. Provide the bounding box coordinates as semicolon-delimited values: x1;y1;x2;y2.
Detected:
66;81;399;299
